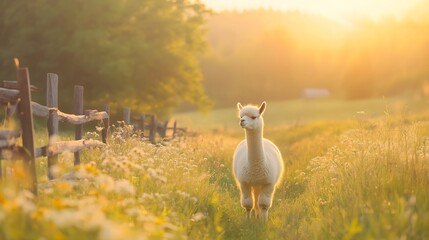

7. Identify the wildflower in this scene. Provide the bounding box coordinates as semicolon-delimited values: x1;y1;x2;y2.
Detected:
98;221;129;240
114;179;136;195
31;208;45;220
95;174;115;192
191;212;206;222
15;190;36;213
0;193;5;204
54;181;72;193
52;198;67;209
84;163;100;175
154;217;165;225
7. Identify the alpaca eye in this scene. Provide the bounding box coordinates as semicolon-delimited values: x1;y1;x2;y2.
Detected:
251;116;257;120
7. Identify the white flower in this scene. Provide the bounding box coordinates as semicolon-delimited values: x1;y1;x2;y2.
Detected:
15;190;36;214
191;212;206;222
98;221;130;240
114;179;136;195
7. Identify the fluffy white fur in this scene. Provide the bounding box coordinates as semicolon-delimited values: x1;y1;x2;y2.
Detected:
232;101;284;220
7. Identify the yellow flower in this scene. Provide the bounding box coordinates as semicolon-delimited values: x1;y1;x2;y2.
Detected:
31;208;45;220
154;217;165;225
2;200;18;212
85;164;100;175
54;182;72;192
0;194;6;204
52;199;66;209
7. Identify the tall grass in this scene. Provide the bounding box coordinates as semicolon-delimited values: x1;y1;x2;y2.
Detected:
0;112;429;239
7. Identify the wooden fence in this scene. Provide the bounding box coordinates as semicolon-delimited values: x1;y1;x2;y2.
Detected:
121;107;185;144
0;68;109;194
0;67;184;194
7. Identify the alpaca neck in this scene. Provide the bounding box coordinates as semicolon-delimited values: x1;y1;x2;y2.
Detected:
245;129;265;166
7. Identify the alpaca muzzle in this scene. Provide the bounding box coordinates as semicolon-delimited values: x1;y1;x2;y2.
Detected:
240;119;245;127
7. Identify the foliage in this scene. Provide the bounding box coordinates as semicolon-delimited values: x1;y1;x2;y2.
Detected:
0;0;212;116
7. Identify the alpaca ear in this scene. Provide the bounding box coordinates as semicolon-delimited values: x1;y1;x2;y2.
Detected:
259;101;266;114
237;102;243;110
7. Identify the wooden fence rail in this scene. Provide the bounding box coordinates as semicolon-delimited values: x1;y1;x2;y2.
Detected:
0;68;108;194
0;67;185;195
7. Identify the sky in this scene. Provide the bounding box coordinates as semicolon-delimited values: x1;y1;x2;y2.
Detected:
200;0;422;22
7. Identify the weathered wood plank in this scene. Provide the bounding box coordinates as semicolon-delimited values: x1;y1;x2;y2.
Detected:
0;87;19;102
159;120;169;138
74;85;84;165
102;104;109;144
149;115;156;144
47;73;59;180
3;80;38;91
172;121;177;138
34;139;105;158
139;113;145;138
0;129;20;148
123;108;131;125
0;138;18;148
0;147;26;161
46;73;59;133
17;67;37;194
0;130;21;140
31;101;108;124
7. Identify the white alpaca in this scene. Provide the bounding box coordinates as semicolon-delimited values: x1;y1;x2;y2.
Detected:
233;101;284;220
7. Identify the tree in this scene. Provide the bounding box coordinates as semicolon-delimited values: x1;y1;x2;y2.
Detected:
0;0;212;116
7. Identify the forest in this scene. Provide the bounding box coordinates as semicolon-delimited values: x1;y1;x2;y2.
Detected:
0;0;212;116
201;9;429;107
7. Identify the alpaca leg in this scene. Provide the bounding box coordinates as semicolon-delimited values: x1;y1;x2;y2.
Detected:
259;185;275;221
252;186;262;218
240;183;253;219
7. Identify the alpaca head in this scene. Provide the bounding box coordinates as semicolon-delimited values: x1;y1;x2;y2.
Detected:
237;101;266;131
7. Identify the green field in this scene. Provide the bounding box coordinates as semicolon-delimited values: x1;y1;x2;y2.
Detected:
1;97;429;239
175;96;428;130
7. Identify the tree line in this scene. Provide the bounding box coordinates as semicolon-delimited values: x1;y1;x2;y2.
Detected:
201;9;429;107
0;0;212;117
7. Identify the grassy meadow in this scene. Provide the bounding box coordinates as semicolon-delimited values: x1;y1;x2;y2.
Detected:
1;97;429;239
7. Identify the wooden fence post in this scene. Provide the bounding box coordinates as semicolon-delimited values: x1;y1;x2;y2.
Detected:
139;113;145;138
73;85;84;166
160;120;168;138
123;107;131;125
149;114;156;144
172;121;177;138
102;104;109;144
47;73;59;179
17;68;37;194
